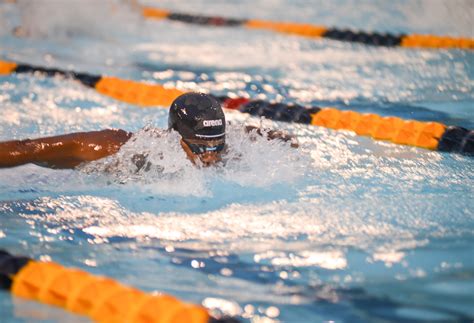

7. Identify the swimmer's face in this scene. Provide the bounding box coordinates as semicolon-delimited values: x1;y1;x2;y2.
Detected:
180;138;225;167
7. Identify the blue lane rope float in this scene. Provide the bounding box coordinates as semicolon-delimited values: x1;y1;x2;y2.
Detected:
0;249;238;323
141;7;474;50
0;60;472;155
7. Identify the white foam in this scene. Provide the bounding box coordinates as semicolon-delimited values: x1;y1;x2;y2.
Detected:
79;123;307;196
80;125;210;196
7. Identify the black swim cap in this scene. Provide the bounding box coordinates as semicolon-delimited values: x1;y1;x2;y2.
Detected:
168;92;225;140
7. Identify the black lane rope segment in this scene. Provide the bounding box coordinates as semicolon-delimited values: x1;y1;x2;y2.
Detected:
438;127;474;154
238;99;321;124
0;250;31;290
14;63;101;88
167;12;246;26
322;29;405;47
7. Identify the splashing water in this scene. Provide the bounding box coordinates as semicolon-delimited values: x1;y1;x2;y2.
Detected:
79;123;307;196
1;0;473;322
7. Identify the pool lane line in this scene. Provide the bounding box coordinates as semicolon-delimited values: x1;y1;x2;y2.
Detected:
0;60;472;155
0;249;237;323
0;60;184;107
141;7;474;50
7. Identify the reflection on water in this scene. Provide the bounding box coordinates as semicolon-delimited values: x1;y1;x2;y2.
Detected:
0;0;473;322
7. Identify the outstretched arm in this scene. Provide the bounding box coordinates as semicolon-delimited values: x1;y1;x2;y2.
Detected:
0;129;132;169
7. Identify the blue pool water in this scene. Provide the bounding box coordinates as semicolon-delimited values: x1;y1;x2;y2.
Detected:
0;0;473;322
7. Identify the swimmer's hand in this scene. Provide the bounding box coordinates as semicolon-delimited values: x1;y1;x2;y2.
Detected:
0;129;131;169
245;125;299;148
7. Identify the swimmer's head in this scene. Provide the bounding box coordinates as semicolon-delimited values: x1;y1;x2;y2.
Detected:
169;92;226;166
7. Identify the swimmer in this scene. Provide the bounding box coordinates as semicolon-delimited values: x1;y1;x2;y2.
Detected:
0;92;297;169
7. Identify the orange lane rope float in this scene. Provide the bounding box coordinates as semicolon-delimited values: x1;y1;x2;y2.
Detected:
0;60;472;154
141;7;474;50
0;249;237;323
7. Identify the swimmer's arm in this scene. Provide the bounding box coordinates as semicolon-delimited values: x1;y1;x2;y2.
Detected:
244;125;299;148
0;129;132;169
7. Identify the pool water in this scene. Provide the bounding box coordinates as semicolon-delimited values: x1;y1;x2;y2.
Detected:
0;0;473;322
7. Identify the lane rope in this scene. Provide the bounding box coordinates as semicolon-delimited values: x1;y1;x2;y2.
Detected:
0;59;472;154
0;249;237;323
141;7;474;50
